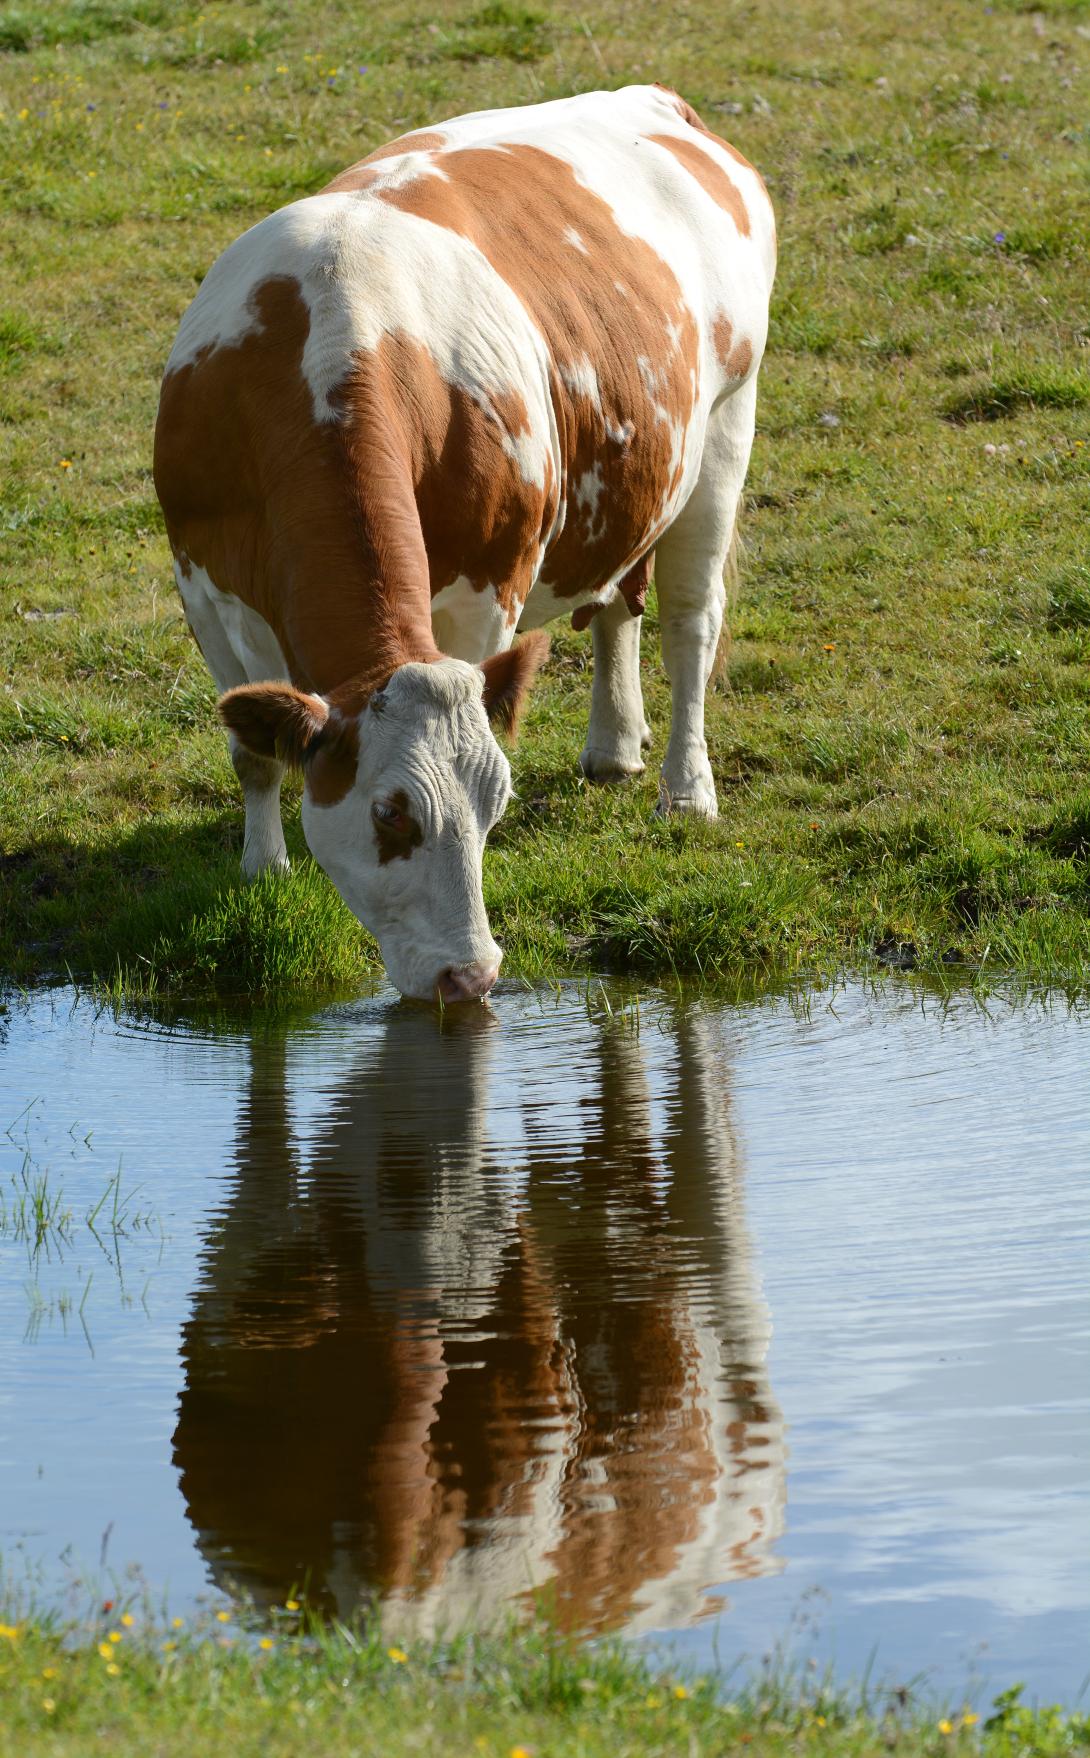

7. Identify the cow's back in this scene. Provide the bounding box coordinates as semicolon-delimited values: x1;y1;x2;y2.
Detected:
155;85;774;688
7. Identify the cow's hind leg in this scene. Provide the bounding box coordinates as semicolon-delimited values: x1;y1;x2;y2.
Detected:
653;382;756;818
580;591;651;782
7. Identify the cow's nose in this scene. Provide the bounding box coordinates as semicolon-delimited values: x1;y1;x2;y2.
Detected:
436;960;501;1003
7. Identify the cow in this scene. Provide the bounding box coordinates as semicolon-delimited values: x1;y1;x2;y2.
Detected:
153;83;776;1002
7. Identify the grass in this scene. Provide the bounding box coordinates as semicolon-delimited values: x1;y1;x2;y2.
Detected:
1;0;1089;996
0;1611;1086;1758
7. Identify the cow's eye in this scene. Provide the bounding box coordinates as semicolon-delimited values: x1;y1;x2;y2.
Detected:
372;799;408;833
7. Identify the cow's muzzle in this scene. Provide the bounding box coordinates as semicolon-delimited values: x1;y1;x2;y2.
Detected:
436;959;501;1003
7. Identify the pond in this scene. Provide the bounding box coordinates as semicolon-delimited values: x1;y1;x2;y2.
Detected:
1;979;1087;1705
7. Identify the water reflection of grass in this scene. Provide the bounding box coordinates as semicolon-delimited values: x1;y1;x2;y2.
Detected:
0;1609;1084;1757
1;0;1089;997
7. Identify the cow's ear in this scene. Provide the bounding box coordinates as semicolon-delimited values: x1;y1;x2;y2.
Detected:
480;632;550;740
218;683;329;766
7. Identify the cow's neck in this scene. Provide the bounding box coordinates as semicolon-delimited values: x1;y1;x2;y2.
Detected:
288;401;443;710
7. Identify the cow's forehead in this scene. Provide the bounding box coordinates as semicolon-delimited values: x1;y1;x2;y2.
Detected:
375;658;483;717
362;662;506;790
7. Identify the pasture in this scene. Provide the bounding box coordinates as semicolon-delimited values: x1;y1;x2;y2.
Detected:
0;0;1088;993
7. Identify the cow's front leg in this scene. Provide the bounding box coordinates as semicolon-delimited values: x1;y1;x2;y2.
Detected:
230;734;290;875
579;593;651;783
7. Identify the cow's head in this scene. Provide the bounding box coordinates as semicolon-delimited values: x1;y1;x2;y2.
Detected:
219;636;548;1002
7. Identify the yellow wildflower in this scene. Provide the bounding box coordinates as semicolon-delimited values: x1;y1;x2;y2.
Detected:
120;1613;134;1628
963;1714;979;1727
284;1599;300;1612
108;1631;122;1644
276;64;288;72
97;1643;113;1661
387;1646;408;1664
674;1685;689;1700
510;1748;531;1758
0;1624;19;1641
59;459;72;470
216;1610;231;1623
259;1637;274;1651
42;1697;56;1712
939;1721;953;1736
816;1715;827;1727
18;108;28;120
41;1668;57;1680
162;1640;176;1652
645;1693;662;1709
106;1662;121;1677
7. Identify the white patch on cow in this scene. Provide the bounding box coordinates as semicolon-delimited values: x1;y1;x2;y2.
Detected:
574;462;606;540
563;225;590;254
175;559;289;689
558;354;601;412
301;659;510;1000
431;574;517;662
606;417;635;449
371;151;450;193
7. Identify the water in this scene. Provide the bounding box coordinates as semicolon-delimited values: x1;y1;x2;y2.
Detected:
1;980;1087;1703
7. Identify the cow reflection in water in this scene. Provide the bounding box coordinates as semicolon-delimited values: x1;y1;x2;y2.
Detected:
173;1001;784;1633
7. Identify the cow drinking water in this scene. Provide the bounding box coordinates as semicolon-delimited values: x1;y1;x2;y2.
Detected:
153;83;776;1001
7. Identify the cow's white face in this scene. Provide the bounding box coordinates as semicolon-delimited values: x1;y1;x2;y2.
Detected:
304;662;509;1000
219;641;547;1002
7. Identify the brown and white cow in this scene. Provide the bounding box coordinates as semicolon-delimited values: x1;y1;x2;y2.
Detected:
153;84;776;1001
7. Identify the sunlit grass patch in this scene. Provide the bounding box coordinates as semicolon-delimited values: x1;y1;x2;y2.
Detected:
0;1606;1084;1758
943;363;1090;424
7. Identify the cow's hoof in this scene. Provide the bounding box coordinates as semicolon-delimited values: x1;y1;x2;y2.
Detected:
656;778;718;819
579;744;646;784
241;851;291;879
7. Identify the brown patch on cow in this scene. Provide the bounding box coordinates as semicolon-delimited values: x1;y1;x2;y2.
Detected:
306;714;360;807
712;313;754;382
378;145;701;601
653;82;764;176
333;333;550;621
218;681;328;765
646;133;750;237
479;630;549;738
321;129;448;194
155;276;442;700
727;336;753;379
373;787;424;864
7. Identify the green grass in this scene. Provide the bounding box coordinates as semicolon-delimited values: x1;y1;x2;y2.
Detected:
1;0;1089;996
0;1612;1086;1758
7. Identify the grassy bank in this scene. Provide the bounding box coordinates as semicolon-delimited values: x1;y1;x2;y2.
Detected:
1;0;1089;994
0;1612;1085;1758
